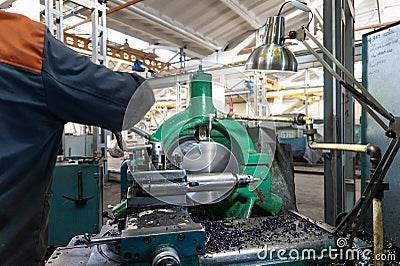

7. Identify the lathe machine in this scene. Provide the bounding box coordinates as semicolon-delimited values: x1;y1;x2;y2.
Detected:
47;69;338;265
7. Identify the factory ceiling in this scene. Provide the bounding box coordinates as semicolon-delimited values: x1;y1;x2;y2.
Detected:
35;0;400;65
105;0;311;57
100;0;399;59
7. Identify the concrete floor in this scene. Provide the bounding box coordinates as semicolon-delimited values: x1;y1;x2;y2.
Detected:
104;159;361;224
295;172;325;221
295;172;361;223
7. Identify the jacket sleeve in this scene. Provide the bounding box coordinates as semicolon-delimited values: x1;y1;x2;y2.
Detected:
41;28;155;132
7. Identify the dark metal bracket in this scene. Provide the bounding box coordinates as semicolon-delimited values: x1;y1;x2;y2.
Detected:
63;171;94;206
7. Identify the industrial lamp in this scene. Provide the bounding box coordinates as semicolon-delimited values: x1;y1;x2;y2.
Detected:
245;0;312;73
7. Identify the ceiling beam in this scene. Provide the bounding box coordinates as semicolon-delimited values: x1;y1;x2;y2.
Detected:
111;0;220;52
107;15;209;57
220;0;262;29
64;0;143;31
229;32;255;54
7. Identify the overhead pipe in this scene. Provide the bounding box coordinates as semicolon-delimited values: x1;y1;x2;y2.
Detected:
355;20;398;31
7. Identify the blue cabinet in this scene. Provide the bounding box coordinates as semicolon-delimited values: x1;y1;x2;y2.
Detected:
48;161;102;246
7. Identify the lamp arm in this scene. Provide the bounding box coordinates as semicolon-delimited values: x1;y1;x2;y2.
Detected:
297;27;394;128
301;40;388;130
339;81;393;124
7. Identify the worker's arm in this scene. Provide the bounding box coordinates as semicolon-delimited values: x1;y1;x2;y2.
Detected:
41;28;155;132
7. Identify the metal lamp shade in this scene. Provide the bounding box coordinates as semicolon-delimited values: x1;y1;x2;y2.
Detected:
245;43;298;73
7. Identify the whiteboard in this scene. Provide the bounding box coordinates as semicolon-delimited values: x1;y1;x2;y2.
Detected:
362;21;400;246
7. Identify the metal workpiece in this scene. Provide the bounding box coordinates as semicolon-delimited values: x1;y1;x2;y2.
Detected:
134;171;255;204
178;141;239;174
235;174;258;187
132;169;187;182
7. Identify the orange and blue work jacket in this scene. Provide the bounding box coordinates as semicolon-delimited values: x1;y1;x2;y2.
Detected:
0;10;154;264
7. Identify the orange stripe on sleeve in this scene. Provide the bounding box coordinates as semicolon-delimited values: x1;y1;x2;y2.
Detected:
0;11;45;73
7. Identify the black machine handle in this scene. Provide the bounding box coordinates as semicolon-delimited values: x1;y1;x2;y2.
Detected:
63;171;94;206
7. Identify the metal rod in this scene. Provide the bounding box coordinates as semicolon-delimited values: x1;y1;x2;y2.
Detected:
302;40;342;80
88;236;121;246
232;115;294;123
373;197;384;266
308;142;368;153
355;21;398;31
126;144;152;152
77;171;83;199
339;81;392;126
333;199;363;233
130;127;151;139
225;114;311;126
303;27;393;121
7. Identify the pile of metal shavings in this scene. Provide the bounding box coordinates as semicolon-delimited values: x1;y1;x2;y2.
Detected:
127;207;193;230
359;236;399;265
378;241;400;265
202;214;334;253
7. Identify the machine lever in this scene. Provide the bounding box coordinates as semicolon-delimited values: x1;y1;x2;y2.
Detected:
83;233;121;246
63;171;94;206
